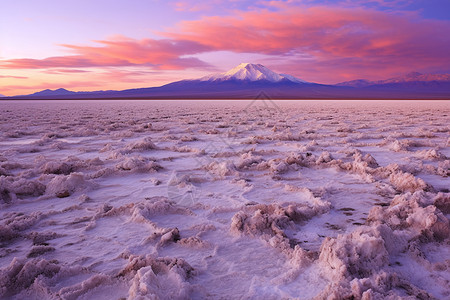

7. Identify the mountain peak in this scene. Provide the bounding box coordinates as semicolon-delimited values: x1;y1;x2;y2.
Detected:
236;62;260;68
223;63;283;82
200;63;308;83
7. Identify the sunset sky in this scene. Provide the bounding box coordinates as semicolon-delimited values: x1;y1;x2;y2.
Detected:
1;0;449;96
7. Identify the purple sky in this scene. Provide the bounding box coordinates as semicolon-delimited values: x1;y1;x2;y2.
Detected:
1;0;449;95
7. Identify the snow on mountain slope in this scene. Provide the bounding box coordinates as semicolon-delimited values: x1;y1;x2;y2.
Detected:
279;73;309;83
200;63;307;83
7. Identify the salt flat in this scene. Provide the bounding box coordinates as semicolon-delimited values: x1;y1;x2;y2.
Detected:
0;100;449;299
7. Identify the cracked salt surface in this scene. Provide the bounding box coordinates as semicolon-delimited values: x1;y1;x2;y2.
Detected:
0;99;449;299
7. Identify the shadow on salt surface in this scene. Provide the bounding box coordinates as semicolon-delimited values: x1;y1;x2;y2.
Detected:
390;249;450;298
352;145;411;167
185;236;326;299
416;173;449;192
80;217;159;271
240;167;388;250
440;146;450;158
87;173;167;205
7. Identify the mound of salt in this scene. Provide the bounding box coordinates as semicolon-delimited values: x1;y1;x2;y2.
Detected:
367;191;450;242
389;171;428;193
319;227;388;280
124;137;157;152
236;152;263;170
0;176;46;203
46;173;85;198
0;211;47;243
115;156;162;172
204;161;238;177
415;149;447;161
40;161;72;175
118;254;195;299
0;258;60;298
130;196;192;224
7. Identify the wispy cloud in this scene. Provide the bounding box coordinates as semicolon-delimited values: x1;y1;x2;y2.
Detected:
0;36;213;70
0;75;28;79
43;69;92;74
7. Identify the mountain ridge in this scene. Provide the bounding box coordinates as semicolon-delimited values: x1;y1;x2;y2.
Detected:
29;88;76;96
337;72;450;87
2;63;450;99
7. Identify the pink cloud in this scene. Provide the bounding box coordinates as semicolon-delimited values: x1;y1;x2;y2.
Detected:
0;56;125;69
0;37;213;70
167;6;450;81
43;69;92;74
97;69;163;83
0;75;28;79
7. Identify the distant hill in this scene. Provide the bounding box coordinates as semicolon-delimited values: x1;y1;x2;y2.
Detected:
337;72;450;88
26;88;77;97
3;64;450;100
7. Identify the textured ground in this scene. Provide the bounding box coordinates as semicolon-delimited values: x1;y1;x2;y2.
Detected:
0;100;449;299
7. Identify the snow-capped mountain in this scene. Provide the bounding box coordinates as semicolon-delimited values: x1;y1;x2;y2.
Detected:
200;63;308;83
4;64;449;100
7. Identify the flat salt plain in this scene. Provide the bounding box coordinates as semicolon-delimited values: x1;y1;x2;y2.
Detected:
0;99;449;299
